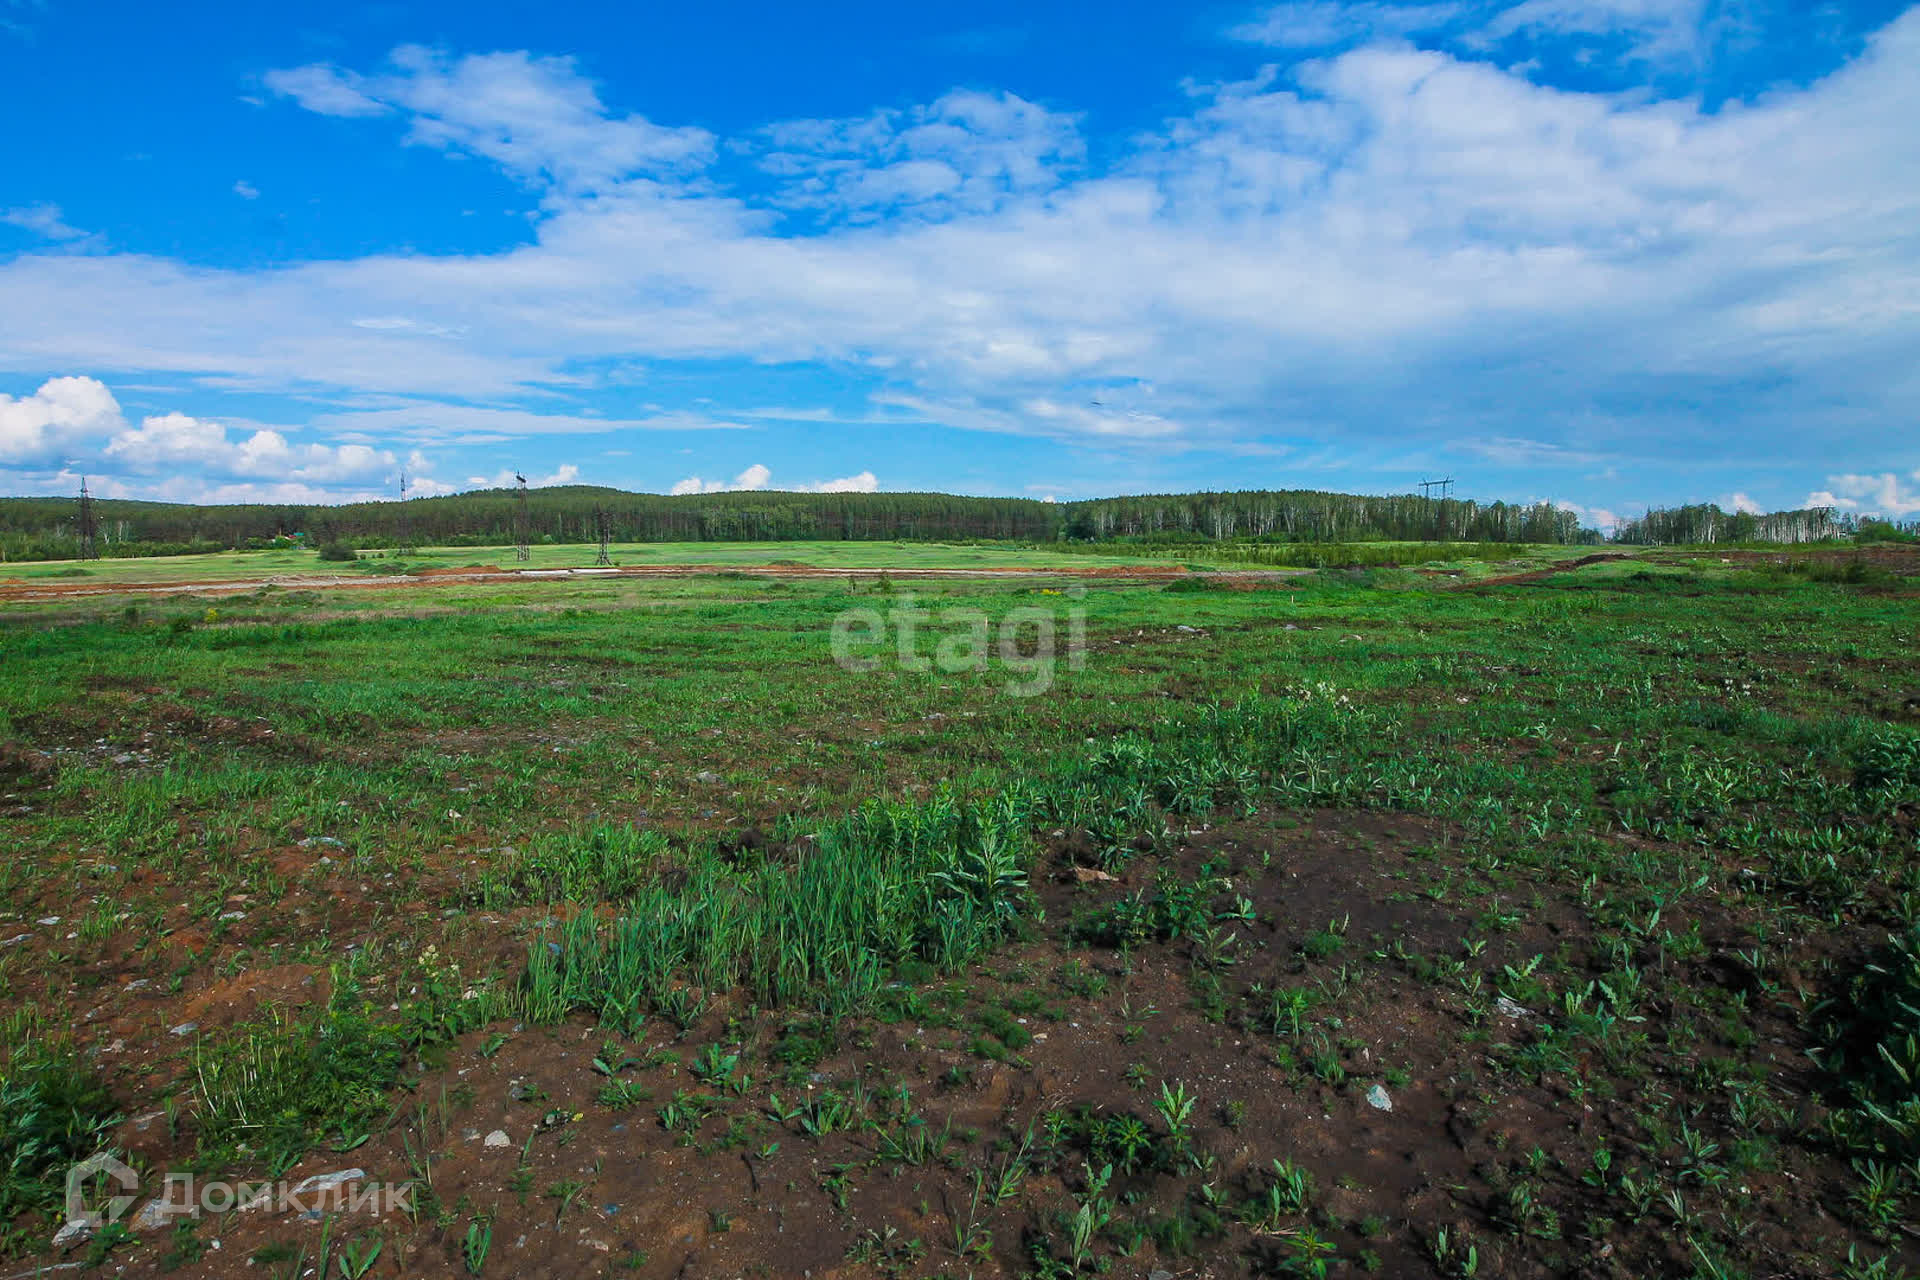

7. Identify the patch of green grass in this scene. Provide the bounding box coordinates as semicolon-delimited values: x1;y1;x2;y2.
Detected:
0;1051;119;1246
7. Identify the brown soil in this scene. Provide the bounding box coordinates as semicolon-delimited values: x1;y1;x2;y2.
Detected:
0;562;1314;605
35;807;1901;1280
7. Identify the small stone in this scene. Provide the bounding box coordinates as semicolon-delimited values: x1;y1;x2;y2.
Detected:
695;770;720;784
53;1217;94;1248
1365;1084;1393;1112
484;1130;511;1148
289;1169;365;1199
135;1198;190;1229
169;1022;198;1037
1495;995;1534;1021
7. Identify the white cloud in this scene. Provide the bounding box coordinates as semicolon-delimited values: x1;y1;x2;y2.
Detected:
306;402;753;441
465;464;582;489
1554;498;1621;530
233;180;260;200
670;463;770;495
267;47;713;193
0;375;123;465
809;469;879;493
668;463;877;494
0;375;476;502
1727;491;1763;514
757;89;1084;220
3;12;1919;476
2;203;87;241
260;63;391;118
104;411;397;484
1231;2;1464;48
1022;398;1183;439
1479;0;1711;68
1804;472;1920;517
1230;1;1720;72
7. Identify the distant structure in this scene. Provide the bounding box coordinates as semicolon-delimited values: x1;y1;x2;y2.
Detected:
594;507;612;566
514;473;531;562
1420;477;1454;540
397;470;411;546
76;476;99;560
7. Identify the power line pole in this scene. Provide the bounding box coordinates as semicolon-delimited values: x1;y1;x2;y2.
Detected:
594;506;612;566
77;476;99;560
514;473;531;562
397;470;410;547
1420;478;1454;540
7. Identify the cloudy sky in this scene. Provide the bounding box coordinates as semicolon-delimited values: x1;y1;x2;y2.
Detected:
2;0;1917;526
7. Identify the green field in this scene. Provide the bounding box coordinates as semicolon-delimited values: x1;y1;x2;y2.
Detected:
0;537;1589;588
1;548;1917;1278
1;539;1176;585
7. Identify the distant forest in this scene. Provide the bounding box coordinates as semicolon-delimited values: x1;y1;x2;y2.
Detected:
0;486;1586;560
0;484;1884;562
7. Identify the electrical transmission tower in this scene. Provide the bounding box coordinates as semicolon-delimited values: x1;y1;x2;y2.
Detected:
594;507;612;566
77;476;99;560
1420;477;1455;541
514;473;531;562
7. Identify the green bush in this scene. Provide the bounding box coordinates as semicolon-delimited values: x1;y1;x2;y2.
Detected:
193;1005;409;1169
0;1053;119;1242
1855;729;1920;792
522;792;1035;1028
1813;925;1920;1157
315;541;358;563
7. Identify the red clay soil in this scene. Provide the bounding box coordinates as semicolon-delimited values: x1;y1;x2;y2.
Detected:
0;562;1320;604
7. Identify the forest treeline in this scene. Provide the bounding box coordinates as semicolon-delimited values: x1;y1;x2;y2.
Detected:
1607;503;1908;546
0;485;1894;561
0;486;1587;560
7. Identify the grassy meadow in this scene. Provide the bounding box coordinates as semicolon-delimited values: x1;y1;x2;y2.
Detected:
0;545;1917;1278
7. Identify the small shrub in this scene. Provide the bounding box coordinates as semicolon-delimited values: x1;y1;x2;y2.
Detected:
0;1052;120;1240
1855;729;1920;793
1813;925;1920;1157
193;1004;409;1169
316;541;358;563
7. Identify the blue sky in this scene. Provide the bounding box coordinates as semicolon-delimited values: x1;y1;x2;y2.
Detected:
3;0;1917;528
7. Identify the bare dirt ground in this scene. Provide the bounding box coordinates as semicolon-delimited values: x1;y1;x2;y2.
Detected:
20;800;1892;1280
0;562;1322;605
